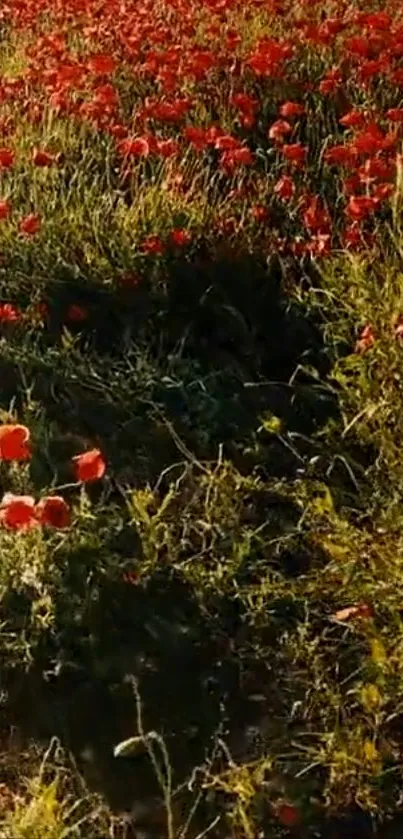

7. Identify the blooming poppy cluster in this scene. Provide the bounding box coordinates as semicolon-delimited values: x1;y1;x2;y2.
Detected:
0;493;71;530
0;424;106;531
0;0;399;264
0;300;93;327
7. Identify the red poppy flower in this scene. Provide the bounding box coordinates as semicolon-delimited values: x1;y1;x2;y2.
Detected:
156;138;179;158
302;196;331;233
352;124;389;156
145;98;191;123
339;109;366;128
207;127;226;147
364;11;391;30
359;58;389;82
392;69;403;87
279;101;305;118
0;148;15;169
280;143;307;165
93;83;119;109
220;148;254;171
240;113;255;129
306;233;331;257
319;68;343;95
251;205;269;222
19;214;41;236
53;62;84;86
246;41;293;76
386;108;403;123
36;496;71;529
359;157;393;183
234;148;254;165
230;92;259;117
108;123;128;140
0;303;21;323
141;235;164;255
344;224;376;251
0;494;36;530
0;424;31;460
214;135;241;152
324;144;357;166
0;200;11;220
66;304;88;323
88;54;117;75
355;324;375;353
276;802;301;827
342;174;361;197
72;448;106;482
49;91;69;113
169;228;192;247
344;36;371;58
373;183;394;201
184;126;209;150
346;195;378;221
274;174;295;201
268;119;292;142
118;137;151;158
32;148;57;167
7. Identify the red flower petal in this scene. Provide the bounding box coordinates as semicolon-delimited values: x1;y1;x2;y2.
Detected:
0;494;36;529
72;448;106;482
19;214;41;236
0;303;21;323
0;424;31;461
0;200;11;220
36;496;71;529
0;149;15;169
32;148;57;167
66;304;88;323
276;802;301;827
88;54;116;74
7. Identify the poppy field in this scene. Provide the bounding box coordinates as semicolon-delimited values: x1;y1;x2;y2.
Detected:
1;0;403;836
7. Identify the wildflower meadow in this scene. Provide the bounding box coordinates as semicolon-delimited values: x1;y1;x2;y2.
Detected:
0;0;403;836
